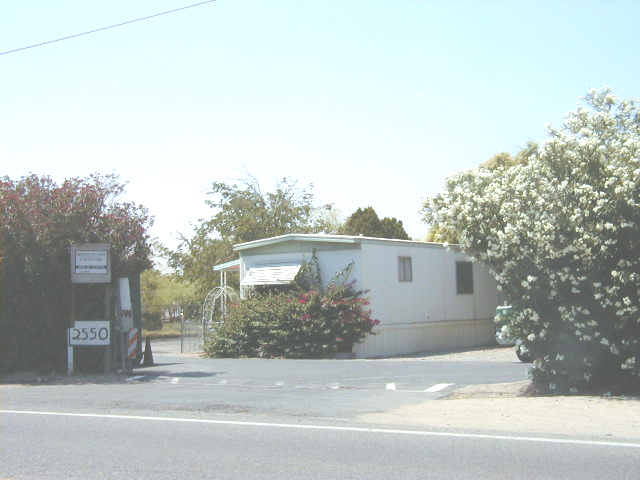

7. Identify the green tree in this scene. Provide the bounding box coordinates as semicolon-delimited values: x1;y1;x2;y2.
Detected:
379;217;410;240
141;269;197;314
167;228;232;300
341;207;409;239
481;142;537;170
424;225;459;243
423;89;640;394
341;207;381;236
205;176;316;243
169;177;319;298
141;269;198;329
311;204;343;234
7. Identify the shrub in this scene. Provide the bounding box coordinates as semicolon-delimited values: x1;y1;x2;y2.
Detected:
204;282;379;358
424;89;640;394
142;311;163;331
0;174;152;372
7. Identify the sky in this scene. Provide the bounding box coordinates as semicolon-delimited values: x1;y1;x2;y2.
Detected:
1;1;638;250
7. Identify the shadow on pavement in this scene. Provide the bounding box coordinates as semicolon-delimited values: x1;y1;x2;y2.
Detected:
133;362;182;369
1;372;131;386
0;365;219;385
132;370;223;379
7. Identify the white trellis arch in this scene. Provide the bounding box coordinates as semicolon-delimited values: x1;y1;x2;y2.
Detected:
204;259;241;336
201;285;239;330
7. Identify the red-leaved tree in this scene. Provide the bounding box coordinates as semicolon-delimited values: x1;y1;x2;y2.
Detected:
0;174;152;372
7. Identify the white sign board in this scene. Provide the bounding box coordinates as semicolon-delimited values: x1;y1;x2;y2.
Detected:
70;244;111;283
75;250;108;274
69;321;111;346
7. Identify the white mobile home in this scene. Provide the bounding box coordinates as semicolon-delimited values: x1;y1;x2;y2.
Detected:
224;234;500;358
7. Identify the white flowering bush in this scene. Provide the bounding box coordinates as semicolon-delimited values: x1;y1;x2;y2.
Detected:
423;89;640;393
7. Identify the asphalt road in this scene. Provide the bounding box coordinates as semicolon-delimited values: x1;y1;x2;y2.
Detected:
3;347;638;479
2;411;639;480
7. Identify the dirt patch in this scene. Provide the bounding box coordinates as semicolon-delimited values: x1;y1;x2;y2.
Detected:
363;345;522;363
359;381;640;439
414;345;520;362
446;380;532;399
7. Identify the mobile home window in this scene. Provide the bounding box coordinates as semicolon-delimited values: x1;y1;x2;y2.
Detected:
398;256;412;282
456;261;473;294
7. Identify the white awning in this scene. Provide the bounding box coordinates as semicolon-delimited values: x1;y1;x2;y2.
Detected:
241;264;302;286
212;259;240;271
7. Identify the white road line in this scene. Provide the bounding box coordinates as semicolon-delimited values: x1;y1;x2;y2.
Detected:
275;381;285;386
170;377;180;384
385;383;396;391
2;409;639;449
424;383;454;393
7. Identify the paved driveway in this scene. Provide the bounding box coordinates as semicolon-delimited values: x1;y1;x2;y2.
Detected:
2;342;529;423
133;348;528;393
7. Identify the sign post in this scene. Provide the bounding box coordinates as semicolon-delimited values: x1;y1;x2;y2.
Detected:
69;244;112;375
67;341;74;375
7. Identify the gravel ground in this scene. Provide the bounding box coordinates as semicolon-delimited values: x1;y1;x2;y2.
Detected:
359;380;640;440
416;345;521;362
362;345;521;363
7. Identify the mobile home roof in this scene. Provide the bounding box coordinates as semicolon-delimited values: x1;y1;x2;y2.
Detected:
232;233;453;252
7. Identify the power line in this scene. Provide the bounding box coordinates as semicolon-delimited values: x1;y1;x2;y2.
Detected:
0;0;216;57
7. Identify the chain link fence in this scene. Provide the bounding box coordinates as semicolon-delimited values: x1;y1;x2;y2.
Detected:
145;287;238;355
143;303;204;354
180;309;205;353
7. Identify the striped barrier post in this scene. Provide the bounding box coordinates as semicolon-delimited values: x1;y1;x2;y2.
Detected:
127;328;139;361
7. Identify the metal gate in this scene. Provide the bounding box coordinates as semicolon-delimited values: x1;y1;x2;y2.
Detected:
179;303;205;354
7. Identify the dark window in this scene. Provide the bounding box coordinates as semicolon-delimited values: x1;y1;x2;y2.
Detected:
398;256;412;282
456;261;473;294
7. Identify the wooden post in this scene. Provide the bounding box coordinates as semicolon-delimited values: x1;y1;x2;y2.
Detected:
103;284;111;374
122;331;128;372
67;344;74;375
70;284;76;327
68;285;76;375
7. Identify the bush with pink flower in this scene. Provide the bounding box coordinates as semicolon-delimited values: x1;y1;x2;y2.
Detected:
204;276;379;358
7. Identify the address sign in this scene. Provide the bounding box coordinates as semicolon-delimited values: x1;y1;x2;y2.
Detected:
69;321;111;346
